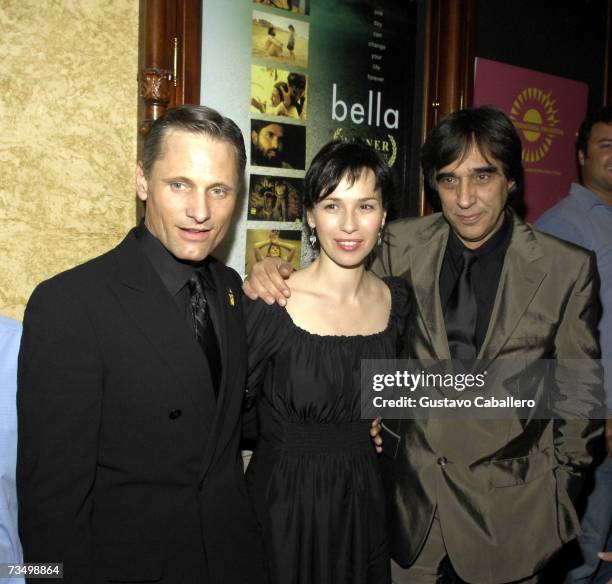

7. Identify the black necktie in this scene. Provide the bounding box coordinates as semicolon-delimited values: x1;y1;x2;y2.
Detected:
188;271;222;397
444;250;478;360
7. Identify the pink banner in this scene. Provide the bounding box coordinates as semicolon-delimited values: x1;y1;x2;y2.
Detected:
474;58;588;222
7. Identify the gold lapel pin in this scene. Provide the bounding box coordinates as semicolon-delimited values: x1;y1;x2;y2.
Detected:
228;288;235;306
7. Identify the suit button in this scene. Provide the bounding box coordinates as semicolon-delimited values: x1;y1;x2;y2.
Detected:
169;409;182;420
437;457;448;466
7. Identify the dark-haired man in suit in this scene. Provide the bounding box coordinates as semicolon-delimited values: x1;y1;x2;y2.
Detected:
18;105;267;584
244;106;604;583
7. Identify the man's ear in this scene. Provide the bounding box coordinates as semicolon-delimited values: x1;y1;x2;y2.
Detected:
578;149;586;167
251;130;258;145
135;163;148;202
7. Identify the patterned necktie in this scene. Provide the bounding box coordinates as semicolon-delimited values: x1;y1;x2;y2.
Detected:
444;249;478;360
188;271;222;397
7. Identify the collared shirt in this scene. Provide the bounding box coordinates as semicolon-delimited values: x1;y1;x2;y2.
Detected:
0;315;25;583
135;222;215;334
536;183;612;410
440;210;513;353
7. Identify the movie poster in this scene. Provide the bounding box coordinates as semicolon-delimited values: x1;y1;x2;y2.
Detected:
201;0;418;275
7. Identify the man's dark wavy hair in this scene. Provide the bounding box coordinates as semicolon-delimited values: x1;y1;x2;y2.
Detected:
421;106;524;209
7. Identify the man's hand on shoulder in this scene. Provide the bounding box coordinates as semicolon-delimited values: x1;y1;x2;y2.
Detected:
243;258;293;306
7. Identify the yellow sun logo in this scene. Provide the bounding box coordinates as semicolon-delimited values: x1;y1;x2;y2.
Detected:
509;88;563;163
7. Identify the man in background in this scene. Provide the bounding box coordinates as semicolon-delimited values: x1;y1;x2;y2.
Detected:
536;106;612;584
0;315;24;584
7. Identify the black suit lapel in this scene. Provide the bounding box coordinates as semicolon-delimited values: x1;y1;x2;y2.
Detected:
199;261;243;479
108;232;218;428
205;263;229;402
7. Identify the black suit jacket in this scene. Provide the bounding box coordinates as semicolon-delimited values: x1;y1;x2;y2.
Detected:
17;229;267;584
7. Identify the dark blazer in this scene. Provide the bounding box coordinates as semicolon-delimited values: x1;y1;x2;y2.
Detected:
372;212;604;584
17;229;267;584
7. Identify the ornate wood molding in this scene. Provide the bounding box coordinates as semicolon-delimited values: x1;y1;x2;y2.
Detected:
136;0;202;219
419;0;477;215
139;67;173;136
175;0;202;106
137;0;202;139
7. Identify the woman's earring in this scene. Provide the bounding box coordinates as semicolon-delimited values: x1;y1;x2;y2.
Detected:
309;228;317;248
377;230;382;246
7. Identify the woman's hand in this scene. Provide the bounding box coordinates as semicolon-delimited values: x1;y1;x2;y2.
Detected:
370;417;382;453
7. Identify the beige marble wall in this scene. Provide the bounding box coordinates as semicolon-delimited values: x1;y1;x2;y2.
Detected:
0;0;139;320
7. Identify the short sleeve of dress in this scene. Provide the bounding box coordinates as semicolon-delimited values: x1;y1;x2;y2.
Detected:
242;296;290;393
383;275;413;357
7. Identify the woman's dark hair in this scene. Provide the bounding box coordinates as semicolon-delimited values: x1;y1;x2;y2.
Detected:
303;140;394;211
421;106;524;208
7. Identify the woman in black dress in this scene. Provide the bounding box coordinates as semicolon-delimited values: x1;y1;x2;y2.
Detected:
244;141;410;584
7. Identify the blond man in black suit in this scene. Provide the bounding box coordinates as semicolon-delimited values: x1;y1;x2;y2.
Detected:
18;105;267;584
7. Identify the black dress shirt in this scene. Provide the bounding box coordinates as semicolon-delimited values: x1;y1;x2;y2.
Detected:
135;221;216;335
440;210;513;353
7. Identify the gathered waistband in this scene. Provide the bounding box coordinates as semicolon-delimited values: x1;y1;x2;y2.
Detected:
280;421;374;454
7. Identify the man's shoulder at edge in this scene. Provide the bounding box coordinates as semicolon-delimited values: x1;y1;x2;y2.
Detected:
535;184;601;244
380;210;594;273
30;228;241;307
24;229;141;311
0;315;22;333
530;225;598;282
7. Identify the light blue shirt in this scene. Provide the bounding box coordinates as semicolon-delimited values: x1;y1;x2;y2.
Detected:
0;316;24;584
536;183;612;412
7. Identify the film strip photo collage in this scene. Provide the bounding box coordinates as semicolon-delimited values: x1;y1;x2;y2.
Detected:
246;0;311;273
